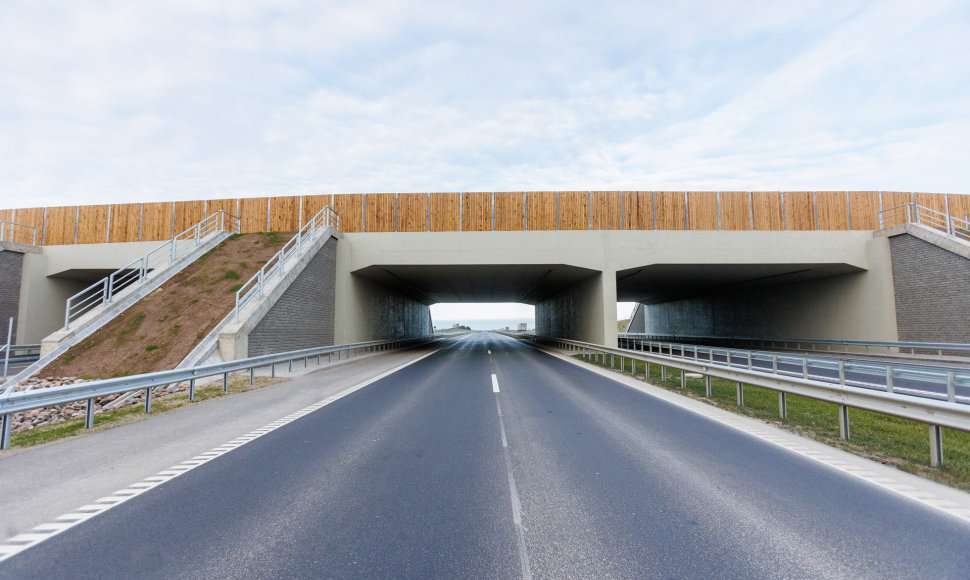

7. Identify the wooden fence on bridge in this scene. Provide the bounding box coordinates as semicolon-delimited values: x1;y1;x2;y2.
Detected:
2;191;969;245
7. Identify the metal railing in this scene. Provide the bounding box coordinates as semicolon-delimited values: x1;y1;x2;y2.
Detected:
234;206;339;322
0;335;433;449
64;211;241;331
879;203;970;243
532;336;970;467
0;220;37;245
618;333;970;360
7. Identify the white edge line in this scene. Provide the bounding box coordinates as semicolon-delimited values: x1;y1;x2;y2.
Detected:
537;344;970;527
0;345;444;563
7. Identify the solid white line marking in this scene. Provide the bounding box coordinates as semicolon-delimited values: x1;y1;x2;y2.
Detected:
0;346;444;563
488;350;491;355
492;374;500;393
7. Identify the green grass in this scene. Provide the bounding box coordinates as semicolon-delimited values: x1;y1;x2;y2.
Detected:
222;269;240;280
228;284;242;293
7;376;281;449
577;353;970;491
145;344;159;352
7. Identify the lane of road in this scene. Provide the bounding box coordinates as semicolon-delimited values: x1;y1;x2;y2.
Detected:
2;333;969;577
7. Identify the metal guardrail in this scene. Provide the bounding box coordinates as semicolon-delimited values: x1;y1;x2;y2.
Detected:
64;211;241;331
614;337;970;404
234;206;339;322
532;336;970;467
0;220;37;245
879;202;970;243
0;335;434;449
618;333;970;360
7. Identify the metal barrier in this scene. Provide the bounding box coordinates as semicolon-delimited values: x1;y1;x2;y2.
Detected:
615;337;970;403
0;335;434;449
618;333;970;360
64;211;241;330
879;203;970;243
531;336;970;467
235;206;339;322
0;220;37;245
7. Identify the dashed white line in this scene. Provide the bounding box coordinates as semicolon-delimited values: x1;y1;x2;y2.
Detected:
492;374;500;393
0;346;443;563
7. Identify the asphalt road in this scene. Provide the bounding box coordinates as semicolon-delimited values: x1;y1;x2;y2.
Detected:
3;333;970;578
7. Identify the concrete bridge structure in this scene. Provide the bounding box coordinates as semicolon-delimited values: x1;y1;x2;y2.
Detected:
2;190;969;360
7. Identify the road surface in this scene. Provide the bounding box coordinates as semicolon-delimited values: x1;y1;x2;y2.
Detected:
2;333;969;577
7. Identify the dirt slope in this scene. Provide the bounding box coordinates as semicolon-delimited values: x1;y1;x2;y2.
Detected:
41;232;291;379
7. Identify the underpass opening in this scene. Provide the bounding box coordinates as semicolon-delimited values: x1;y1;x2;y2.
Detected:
430;302;535;332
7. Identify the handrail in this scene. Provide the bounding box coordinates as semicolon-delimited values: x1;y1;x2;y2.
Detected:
617;333;970;359
0;220;37;245
63;211;241;331
0;335;433;448
532;336;970;466
234;206;339;322
879;202;970;243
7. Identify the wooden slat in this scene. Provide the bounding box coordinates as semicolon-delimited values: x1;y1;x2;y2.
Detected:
947;194;970;222
268;196;300;232
494;192;525;231
364;193;396;232
12;208;45;243
141;202;174;241
43;206;77;245
0;209;11;222
430;192;460;232
914;192;947;215
591;191;622;230
108;203;141;242
655;191;687;230
397;193;429;232
525;192;557;230
687;191;718;230
881;191;914;212
461;192;493;231
814;191;849;230
77;205;109;244
206;198;238;218
847;192;880;230
784;191;816;230
751;192;784;230
173;200;206;235
238;197;269;234
558;191;589;230
301;194;333;226
333;194;364;232
622;191;653;230
719;192;751;231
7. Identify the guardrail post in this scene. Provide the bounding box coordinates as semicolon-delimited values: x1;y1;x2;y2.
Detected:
190;379;196;401
680;369;686;388
947;372;956;403
223;372;229;392
85;398;95;429
802;358;808;379
886;366;894;394
271;362;276;378
0;414;10;450
250;367;255;385
736;382;744;406
102;278;110;305
929;425;944;467
839;361;846;386
778;392;787;419
705;375;712;397
661;366;666;382
838;405;850;439
145;387;153;413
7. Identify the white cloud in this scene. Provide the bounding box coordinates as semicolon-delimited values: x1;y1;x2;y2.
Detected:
0;0;968;208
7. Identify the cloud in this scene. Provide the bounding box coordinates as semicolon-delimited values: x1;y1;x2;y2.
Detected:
0;0;968;208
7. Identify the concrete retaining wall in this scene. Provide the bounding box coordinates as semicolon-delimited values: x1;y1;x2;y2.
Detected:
889;233;970;342
535;273;606;344
247;239;337;356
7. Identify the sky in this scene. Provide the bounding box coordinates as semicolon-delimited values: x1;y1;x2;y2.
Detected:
2;1;968;320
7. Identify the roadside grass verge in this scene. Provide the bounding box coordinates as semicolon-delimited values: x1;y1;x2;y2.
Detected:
577;353;970;492
6;375;284;451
